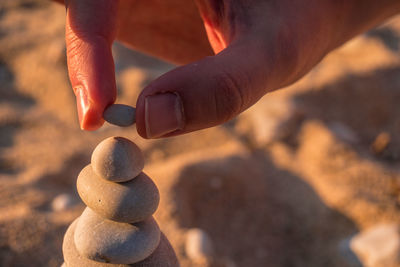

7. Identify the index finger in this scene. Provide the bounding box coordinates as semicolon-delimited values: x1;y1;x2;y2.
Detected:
65;0;118;130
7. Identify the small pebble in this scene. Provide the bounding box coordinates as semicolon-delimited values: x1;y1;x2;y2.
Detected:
51;193;74;212
77;165;159;223
63;219;178;267
104;104;136;127
350;224;400;267
371;132;391;155
74;208;160;264
185;228;214;263
91;136;144;182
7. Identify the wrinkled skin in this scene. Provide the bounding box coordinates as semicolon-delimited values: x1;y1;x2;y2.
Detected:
55;0;400;137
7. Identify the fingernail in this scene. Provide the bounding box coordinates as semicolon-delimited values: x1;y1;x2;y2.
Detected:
74;86;89;130
145;92;185;138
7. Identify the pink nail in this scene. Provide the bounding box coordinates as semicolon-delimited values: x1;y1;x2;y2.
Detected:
74;86;89;130
145;93;185;138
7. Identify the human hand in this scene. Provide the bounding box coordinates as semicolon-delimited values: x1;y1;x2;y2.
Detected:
61;0;400;138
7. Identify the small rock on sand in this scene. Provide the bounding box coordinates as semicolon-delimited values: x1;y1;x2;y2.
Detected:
371;132;391;155
185;228;214;263
350;223;400;267
51;193;74;212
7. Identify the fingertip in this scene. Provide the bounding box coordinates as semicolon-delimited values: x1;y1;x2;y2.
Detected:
136;89;186;139
74;85;111;131
76;103;105;131
135;92;148;138
80;110;105;131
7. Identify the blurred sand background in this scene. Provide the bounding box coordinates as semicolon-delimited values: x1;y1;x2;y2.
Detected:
1;1;400;266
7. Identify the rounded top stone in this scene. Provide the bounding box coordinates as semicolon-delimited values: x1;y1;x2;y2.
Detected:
91;136;144;182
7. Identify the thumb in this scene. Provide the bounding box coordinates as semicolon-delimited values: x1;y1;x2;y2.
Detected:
136;40;276;139
65;0;118;130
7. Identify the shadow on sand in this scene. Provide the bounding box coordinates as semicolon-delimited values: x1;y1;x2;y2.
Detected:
292;66;400;162
0;60;35;174
172;151;362;267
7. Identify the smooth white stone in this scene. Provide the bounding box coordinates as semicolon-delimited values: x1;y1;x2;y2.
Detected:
185;228;214;263
350;224;400;267
52;193;74;212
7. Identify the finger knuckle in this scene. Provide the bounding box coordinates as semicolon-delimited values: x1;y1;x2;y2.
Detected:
213;71;246;123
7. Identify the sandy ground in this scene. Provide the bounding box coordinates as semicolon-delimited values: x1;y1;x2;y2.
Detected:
1;1;400;266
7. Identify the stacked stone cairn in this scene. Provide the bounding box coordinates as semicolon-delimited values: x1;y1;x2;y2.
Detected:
62;105;178;266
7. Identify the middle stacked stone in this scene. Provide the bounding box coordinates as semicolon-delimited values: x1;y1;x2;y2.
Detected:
74;136;161;264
